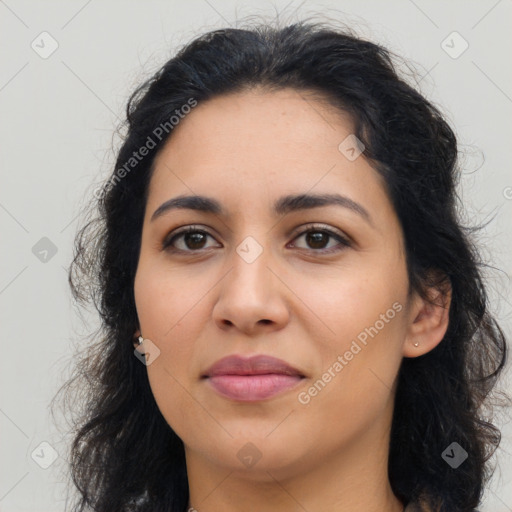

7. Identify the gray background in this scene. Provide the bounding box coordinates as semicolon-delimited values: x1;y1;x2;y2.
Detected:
1;0;511;511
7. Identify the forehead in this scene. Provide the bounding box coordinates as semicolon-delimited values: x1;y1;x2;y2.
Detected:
158;87;355;154
147;88;391;221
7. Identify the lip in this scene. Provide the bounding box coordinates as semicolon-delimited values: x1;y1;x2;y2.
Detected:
202;355;305;402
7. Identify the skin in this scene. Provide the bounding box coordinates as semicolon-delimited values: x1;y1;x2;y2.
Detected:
133;87;451;512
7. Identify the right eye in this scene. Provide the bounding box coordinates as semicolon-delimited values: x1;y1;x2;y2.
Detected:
162;226;221;253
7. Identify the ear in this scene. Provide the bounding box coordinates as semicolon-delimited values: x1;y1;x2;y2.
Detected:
132;328;142;349
403;272;452;358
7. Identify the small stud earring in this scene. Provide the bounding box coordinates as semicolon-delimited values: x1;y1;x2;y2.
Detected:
137;336;144;345
413;341;419;347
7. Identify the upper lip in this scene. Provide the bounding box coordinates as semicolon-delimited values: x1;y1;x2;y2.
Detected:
203;355;305;378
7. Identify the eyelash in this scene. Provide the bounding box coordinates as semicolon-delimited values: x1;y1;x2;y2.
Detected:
161;224;351;255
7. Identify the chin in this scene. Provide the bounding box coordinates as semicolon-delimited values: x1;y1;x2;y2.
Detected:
191;431;310;476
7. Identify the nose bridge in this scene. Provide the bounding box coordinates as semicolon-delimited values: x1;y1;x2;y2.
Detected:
226;208;273;276
212;229;290;332
229;232;272;292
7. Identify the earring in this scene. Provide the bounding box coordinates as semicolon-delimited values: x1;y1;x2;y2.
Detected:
137;336;144;345
413;341;419;347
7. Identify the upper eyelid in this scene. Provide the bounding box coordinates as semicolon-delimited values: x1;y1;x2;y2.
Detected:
165;223;346;238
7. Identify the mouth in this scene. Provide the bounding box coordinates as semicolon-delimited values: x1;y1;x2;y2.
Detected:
202;354;306;402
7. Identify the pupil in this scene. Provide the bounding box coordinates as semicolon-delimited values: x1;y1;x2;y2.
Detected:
308;232;327;248
186;232;205;249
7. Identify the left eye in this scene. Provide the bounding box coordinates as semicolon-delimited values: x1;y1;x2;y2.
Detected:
289;228;350;253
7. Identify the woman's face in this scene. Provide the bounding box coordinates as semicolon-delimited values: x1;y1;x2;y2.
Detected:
134;87;420;478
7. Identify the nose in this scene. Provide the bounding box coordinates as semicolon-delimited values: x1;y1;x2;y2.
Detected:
212;240;290;336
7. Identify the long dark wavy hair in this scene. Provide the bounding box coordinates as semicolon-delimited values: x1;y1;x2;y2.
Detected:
53;17;510;512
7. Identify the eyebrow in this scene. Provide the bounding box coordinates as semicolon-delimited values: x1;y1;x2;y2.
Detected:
150;192;373;226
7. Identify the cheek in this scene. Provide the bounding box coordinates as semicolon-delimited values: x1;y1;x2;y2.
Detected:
295;288;406;445
134;259;210;339
134;264;206;378
290;260;409;421
134;261;212;433
288;255;408;346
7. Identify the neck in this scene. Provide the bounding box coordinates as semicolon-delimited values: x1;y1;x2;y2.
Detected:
184;404;404;512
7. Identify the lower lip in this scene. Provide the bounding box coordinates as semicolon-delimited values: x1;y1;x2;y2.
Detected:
207;374;303;401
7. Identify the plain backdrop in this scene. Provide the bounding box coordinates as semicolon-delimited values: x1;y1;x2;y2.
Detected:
1;1;511;511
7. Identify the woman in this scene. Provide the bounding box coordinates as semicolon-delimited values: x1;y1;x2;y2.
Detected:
57;18;509;512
